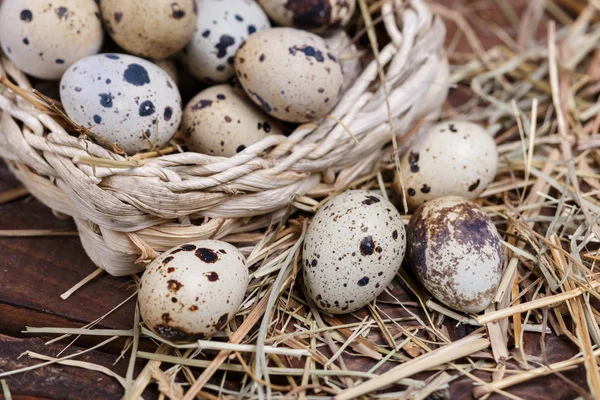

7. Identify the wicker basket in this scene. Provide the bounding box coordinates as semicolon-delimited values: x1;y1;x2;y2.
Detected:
0;0;447;276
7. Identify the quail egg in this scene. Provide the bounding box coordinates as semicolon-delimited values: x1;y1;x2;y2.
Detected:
406;196;502;313
235;27;343;123
394;121;498;211
138;240;249;342
153;58;179;86
258;0;356;32
303;190;407;314
0;0;104;80
183;84;283;156
60;53;182;155
182;0;270;83
101;0;197;59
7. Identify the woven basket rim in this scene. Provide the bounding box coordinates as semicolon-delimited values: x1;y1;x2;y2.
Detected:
0;0;448;275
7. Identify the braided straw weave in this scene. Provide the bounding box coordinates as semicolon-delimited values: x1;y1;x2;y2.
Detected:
0;1;447;276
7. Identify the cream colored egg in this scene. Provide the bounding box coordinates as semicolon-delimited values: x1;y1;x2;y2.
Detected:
101;0;197;59
235;27;343;123
406;196;502;313
303;190;406;314
258;0;355;32
323;29;361;94
182;0;270;83
60;54;182;155
394;121;498;211
153;58;179;86
183;84;283;156
0;0;103;80
138;240;249;342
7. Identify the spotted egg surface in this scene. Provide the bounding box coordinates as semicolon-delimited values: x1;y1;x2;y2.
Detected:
138;240;249;343
406;196;502;313
60;54;182;155
235;27;343;123
258;0;356;32
182;0;270;83
101;0;197;59
183;84;282;157
0;0;103;80
303;190;406;314
394;121;498;211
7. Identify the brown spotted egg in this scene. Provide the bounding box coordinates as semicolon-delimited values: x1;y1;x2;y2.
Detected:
60;53;182;155
0;0;104;80
101;0;197;59
303;190;406;314
183;84;283;157
182;0;270;83
235;27;343;123
394;121;498;211
406;196;502;313
258;0;356;32
138;240;249;343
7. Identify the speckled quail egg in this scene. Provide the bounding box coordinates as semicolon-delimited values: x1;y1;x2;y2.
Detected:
183;84;282;156
235;27;343;123
323;29;362;94
406;196;502;313
258;0;356;32
182;0;270;83
138;240;249;342
60;53;182;155
101;0;197;59
394;121;498;211
0;0;103;80
303;190;406;314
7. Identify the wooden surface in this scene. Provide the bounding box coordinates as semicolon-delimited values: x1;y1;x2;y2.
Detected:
0;162;136;338
0;1;592;399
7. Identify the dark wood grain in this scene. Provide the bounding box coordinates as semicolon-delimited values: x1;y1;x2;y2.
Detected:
0;334;159;400
0;161;136;352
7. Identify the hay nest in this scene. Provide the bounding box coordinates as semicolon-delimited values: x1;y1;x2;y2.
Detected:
1;0;600;399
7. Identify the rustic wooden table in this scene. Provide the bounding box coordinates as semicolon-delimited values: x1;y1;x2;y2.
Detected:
0;1;592;398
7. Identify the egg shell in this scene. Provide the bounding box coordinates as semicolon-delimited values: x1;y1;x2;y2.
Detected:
183;84;283;157
394;121;498;211
101;0;197;59
323;29;362;94
153;58;179;86
60;53;182;155
235;27;343;123
138;240;249;343
406;196;502;313
257;0;356;32
182;0;270;83
0;0;103;80
303;190;406;314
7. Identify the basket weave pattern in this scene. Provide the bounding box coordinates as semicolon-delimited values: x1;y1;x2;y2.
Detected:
0;1;446;276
